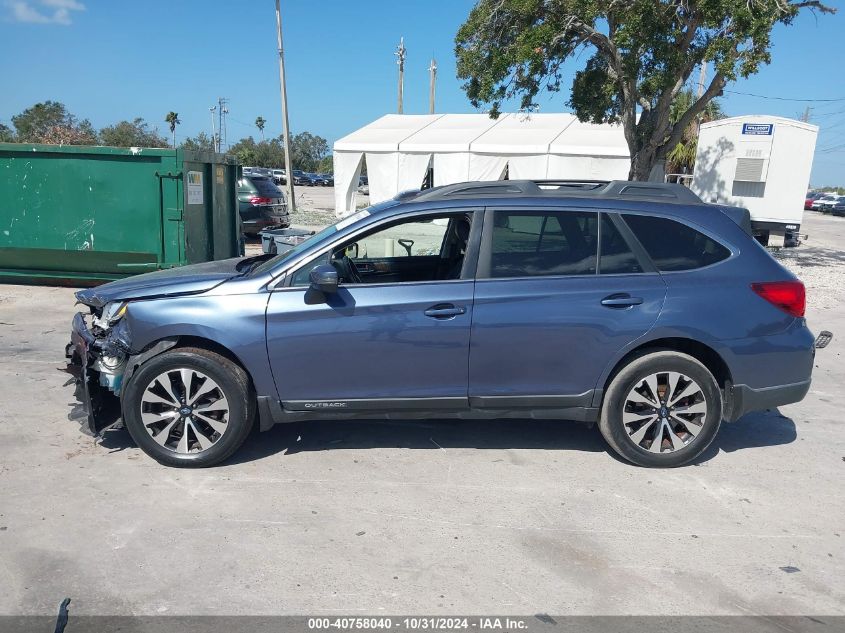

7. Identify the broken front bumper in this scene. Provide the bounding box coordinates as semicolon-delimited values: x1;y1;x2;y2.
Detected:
64;312;121;436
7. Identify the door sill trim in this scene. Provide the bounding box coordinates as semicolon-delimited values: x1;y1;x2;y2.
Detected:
282;397;468;412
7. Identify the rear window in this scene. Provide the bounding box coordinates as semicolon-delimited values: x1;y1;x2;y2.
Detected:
622;214;730;271
489;211;598;278
248;176;282;197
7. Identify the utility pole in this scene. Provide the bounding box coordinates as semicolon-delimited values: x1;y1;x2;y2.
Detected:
695;61;708;138
217;98;229;152
801;106;812;123
428;57;437;114
209;106;217;152
697;61;707;98
275;0;296;213
395;37;406;114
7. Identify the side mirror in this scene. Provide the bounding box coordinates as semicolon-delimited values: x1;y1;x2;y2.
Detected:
309;264;338;294
345;242;359;259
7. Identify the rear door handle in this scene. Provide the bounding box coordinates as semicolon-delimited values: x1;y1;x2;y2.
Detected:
601;294;643;308
424;303;466;319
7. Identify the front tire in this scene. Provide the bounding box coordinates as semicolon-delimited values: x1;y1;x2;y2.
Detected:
598;351;722;467
122;347;255;467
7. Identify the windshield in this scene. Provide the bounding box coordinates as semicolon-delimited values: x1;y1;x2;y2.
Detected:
249;202;398;277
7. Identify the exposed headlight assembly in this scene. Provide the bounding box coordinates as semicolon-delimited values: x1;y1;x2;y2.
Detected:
93;302;128;329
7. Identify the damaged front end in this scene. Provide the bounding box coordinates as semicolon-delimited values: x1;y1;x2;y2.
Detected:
64;301;132;436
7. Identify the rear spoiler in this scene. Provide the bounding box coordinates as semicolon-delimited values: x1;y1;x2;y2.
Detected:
710;204;753;236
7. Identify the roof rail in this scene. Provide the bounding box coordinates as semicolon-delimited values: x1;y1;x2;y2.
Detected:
409;179;703;204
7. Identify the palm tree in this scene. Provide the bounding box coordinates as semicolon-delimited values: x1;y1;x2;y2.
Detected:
665;90;725;177
165;111;180;148
255;116;266;142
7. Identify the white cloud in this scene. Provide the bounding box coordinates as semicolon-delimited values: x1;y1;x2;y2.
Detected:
4;0;85;25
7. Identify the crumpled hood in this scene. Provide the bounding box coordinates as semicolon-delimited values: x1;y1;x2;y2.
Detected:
76;257;248;308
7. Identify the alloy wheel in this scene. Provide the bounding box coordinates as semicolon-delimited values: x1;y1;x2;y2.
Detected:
622;371;707;454
139;368;230;454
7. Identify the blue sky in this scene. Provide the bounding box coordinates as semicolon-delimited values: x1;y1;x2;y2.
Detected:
1;0;843;185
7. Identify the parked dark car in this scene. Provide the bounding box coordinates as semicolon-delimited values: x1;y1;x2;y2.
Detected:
312;173;332;186
67;180;823;468
291;170;315;186
829;196;845;216
236;175;289;236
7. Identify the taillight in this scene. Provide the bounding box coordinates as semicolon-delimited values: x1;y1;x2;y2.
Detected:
751;281;805;318
250;196;273;205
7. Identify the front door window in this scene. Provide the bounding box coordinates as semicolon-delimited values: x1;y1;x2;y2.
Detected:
290;213;472;286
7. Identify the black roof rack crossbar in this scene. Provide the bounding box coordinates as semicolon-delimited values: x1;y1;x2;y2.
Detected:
409;179;703;204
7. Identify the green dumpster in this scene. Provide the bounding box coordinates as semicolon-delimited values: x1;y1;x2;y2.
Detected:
0;143;243;285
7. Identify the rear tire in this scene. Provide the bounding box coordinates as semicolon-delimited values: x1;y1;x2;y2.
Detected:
122;347;255;468
598;351;722;467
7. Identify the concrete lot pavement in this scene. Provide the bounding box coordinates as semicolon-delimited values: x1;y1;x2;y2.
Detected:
0;212;843;616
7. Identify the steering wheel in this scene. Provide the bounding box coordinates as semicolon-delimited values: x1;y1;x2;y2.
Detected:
336;255;363;284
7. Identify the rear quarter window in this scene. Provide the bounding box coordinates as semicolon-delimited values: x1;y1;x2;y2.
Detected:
622;214;730;272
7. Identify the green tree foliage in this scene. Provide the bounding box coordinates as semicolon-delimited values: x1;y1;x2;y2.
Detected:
317;155;333;174
456;0;835;180
0;123;17;142
165;111;181;147
228;132;330;171
11;100;98;145
180;132;216;152
289;132;329;172
665;89;725;175
100;118;168;148
228;136;284;168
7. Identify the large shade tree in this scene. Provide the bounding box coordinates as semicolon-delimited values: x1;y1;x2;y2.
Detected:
456;0;835;180
11;101;98;145
100;118;168;148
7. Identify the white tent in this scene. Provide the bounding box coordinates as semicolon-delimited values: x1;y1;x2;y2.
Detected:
333;113;630;215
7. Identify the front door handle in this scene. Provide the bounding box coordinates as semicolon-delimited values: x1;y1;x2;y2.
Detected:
601;294;643;308
424;303;466;319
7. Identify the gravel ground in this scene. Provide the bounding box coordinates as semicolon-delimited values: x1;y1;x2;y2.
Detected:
774;212;845;313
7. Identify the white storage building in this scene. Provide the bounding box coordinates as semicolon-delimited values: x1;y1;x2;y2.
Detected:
333;113;630;215
691;115;818;247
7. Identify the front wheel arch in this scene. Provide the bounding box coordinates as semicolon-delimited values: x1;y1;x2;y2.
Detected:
121;346;255;467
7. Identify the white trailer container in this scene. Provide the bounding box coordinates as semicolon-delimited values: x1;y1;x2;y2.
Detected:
691;115;818;247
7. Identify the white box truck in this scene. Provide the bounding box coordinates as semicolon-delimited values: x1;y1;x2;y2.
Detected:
691;115;818;247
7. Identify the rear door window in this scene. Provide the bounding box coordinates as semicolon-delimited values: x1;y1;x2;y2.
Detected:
622;214;730;271
489;211;598;278
599;215;642;274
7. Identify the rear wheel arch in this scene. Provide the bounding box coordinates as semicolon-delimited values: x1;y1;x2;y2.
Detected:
599;337;733;406
598;349;723;467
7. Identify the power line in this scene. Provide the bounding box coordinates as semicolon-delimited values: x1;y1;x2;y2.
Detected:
724;90;845;103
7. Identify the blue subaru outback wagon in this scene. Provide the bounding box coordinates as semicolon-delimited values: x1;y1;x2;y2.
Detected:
66;180;818;468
